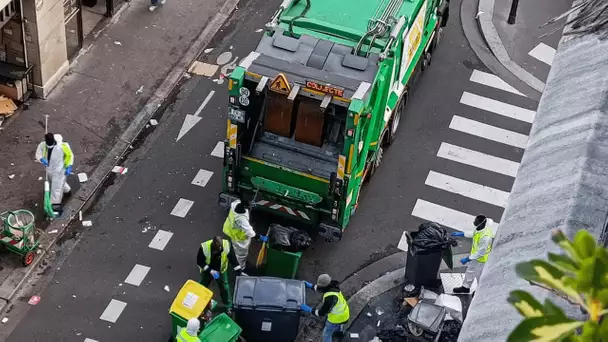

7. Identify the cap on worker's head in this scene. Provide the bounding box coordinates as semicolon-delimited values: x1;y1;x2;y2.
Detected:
186;318;200;336
474;215;487;228
45;133;56;146
316;274;331;288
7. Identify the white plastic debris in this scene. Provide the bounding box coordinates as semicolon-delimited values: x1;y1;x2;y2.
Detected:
72;295;76;298
136;85;144;94
114;41;122;46
375;307;384;316
8;174;15;179
77;173;88;183
229;45;233;50
82;220;93;227
366;312;372;317
255;29;263;33
349;333;359;339
79;211;83;221
49;229;58;234
204;48;214;54
1;317;8;324
112;166;128;174
476;11;484;19
164;285;170;292
149;119;159;126
377;320;381;327
38;177;43;181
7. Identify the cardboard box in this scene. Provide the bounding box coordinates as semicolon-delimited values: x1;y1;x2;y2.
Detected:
2;19;22;44
0;79;25;101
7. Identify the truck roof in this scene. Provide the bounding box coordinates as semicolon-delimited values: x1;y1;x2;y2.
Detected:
279;0;422;48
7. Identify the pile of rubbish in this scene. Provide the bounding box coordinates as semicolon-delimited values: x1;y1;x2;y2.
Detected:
267;224;312;252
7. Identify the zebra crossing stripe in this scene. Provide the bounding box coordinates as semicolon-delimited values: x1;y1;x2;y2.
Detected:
425;171;510;208
528;43;556;66
469;70;524;96
437;142;520;177
460;92;536;123
449;115;528;149
411;199;477;235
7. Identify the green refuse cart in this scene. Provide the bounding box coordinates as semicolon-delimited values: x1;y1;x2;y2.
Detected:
199;313;242;342
265;246;302;279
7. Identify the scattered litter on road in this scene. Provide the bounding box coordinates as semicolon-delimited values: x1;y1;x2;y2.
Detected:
255;28;263;33
49;229;58;234
204;48;214;54
150;119;159;126
8;174;14;179
78;172;88;183
136;85;144;95
10;162;13;166
229;45;233;50
375;307;384;316
72;295;76;298
164;285;170;292
38;177;43;181
1;317;8;324
79;211;83;221
377;320;381;327
366;312;372;317
28;295;41;305
76;332;81;336
118;283;123;286
183;72;191;79
114;41;122;46
82;220;93;227
112;166;128;174
475;11;484;19
349;333;359;339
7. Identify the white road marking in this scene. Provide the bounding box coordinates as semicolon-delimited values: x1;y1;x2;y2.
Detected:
425;171;510;207
171;198;194;218
437;143;520;177
411;199;478;235
99;299;127;323
124;264;151;286
211;141;224;158
191;169;214;187
149;229;173;251
528;43;556;66
460;92;536;123
469;70;524;96
449;115;528;148
176;91;215;142
84;339;99;342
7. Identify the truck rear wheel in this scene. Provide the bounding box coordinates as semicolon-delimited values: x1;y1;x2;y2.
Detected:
387;92;407;145
369;146;384;179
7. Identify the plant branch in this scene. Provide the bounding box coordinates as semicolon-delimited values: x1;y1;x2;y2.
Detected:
527;281;586;308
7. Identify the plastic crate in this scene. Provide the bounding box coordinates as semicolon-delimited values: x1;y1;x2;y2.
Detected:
199;313;242;342
265;246;302;279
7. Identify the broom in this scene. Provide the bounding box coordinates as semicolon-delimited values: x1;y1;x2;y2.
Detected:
256;226;271;268
42;115;55;219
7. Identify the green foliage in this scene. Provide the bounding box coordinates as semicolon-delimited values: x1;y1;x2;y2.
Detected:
508;229;608;341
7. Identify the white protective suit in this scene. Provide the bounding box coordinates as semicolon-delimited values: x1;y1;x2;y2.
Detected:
224;200;256;269
462;218;496;288
35;134;74;205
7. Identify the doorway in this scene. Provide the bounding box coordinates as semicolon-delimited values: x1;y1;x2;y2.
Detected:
81;0;107;37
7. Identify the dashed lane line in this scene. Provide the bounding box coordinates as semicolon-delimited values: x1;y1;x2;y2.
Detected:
149;229;173;251
191;169;214;187
99;299;127;323
211;141;224;158
124;264;151;287
170;198;194;218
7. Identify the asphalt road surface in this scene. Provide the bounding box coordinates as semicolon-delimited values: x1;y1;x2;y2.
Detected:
4;0;539;340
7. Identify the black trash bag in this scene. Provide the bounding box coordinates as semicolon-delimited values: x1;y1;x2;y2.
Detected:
267;224;312;252
377;325;408;342
406;222;458;269
439;320;463;342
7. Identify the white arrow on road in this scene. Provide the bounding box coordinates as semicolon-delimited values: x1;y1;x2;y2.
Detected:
176;90;215;142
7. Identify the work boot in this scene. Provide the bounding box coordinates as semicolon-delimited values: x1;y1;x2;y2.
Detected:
453;286;470;294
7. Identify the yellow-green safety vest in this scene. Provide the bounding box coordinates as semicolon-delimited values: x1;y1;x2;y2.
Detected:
323;291;350;324
471;228;494;263
175;328;200;342
201;239;231;273
44;142;73;168
223;209;248;242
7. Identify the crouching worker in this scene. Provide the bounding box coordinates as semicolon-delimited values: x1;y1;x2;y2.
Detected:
300;274;350;342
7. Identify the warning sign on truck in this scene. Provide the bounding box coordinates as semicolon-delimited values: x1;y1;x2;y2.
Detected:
269;73;291;94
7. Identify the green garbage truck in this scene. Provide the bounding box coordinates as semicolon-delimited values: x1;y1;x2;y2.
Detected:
219;0;450;241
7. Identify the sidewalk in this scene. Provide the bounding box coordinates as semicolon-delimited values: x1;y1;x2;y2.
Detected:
0;0;240;311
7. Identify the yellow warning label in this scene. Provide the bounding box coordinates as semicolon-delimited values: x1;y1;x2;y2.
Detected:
269;73;291;94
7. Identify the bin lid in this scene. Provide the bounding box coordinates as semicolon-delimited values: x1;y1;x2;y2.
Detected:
169;280;214;319
234;276;305;310
199;313;242;341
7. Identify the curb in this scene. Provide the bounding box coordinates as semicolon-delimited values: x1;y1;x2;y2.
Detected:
476;0;546;93
344;251;468;331
0;0;242;314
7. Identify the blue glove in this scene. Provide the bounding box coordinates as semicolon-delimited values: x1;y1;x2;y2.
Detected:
259;235;269;243
451;232;465;237
210;270;220;279
300;304;313;313
40;158;49;167
65;166;73;175
460;257;471;265
304;281;314;289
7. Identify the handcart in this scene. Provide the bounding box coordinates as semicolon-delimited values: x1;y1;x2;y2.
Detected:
0;210;40;266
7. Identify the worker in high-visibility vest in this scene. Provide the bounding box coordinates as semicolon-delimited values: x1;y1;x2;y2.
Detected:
175;318;201;342
222;199;268;270
197;236;243;309
300;274;350;342
35;133;74;212
451;215;496;294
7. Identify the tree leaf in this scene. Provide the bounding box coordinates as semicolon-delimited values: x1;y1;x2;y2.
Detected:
599;315;608;338
579;321;600;341
552;229;582;263
516;260;583;305
542;299;568;320
508;317;583;342
573;230;596;259
548;252;580;273
508;290;544;318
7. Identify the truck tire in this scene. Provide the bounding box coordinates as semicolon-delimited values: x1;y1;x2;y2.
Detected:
369;146;384;179
387;93;407;145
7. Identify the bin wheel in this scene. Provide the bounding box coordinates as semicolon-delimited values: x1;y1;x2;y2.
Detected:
23;251;35;266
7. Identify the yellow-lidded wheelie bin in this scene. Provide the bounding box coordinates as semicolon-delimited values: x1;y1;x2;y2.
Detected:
169;280;213;339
